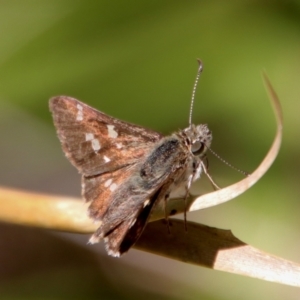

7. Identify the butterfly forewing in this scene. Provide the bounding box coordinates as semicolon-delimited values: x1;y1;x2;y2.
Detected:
49;96;163;177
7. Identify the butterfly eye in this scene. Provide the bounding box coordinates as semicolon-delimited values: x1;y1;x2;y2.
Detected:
191;141;205;156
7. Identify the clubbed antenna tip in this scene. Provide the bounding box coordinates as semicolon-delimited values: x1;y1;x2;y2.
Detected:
189;59;204;126
197;59;203;73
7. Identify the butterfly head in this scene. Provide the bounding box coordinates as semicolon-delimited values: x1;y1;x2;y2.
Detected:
183;124;212;157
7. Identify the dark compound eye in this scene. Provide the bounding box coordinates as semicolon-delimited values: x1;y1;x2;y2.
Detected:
191;141;205;156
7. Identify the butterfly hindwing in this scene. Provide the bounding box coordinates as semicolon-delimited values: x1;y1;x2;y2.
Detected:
89;169;177;256
83;167;135;219
87;137;190;256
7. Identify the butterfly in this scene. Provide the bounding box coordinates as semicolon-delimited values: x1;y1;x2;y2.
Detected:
49;61;212;256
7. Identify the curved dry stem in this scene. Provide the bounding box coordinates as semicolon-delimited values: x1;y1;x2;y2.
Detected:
188;74;282;211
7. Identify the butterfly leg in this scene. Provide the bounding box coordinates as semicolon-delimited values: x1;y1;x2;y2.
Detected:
155;182;173;234
152;179;177;234
163;193;171;234
183;173;194;231
201;159;220;190
182;159;204;231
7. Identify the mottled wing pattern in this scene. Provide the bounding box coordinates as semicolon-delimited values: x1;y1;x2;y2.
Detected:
101;185;164;256
82;168;132;218
50;96;169;255
84;165;175;256
50;96;190;256
49;96;163;177
89;137;189;256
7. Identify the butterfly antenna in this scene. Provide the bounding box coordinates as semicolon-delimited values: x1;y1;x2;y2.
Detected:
207;147;250;177
189;59;204;127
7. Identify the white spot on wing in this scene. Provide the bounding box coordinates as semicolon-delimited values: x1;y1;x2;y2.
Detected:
88;234;101;244
107;125;118;138
104;178;112;187
91;139;101;152
143;199;150;207
116;142;122;149
76;104;83;121
104;237;121;256
129;218;136;228
109;183;118;192
85;133;94;141
106;245;120;257
103;155;110;163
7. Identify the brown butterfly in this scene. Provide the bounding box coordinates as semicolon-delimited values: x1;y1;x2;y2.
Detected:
49;61;212;256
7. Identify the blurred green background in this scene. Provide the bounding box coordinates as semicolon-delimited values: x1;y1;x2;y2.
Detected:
0;0;299;299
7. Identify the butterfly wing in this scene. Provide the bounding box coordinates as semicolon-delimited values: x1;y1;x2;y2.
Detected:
99;184;166;256
49;96;163;177
87;172;169;256
50;96;187;256
88;136;189;256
